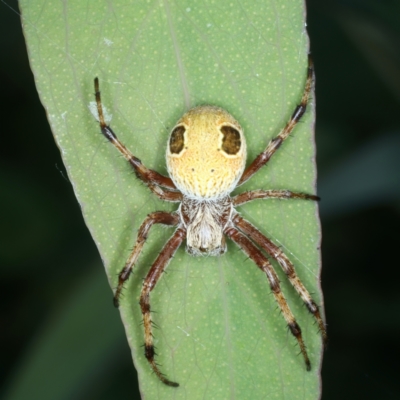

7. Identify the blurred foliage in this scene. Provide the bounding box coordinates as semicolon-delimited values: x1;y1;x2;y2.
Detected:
0;0;399;399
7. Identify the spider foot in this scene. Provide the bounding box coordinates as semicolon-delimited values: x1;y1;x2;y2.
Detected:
307;302;328;347
288;321;311;371
145;345;179;387
320;326;328;348
113;293;121;308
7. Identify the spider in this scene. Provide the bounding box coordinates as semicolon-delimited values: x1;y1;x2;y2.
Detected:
93;56;327;388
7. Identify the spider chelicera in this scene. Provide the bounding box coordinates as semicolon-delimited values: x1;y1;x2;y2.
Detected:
93;56;327;387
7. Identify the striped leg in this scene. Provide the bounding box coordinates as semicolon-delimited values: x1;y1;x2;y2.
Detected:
113;211;179;307
140;228;186;387
225;226;311;370
94;78;182;202
233;214;327;344
238;56;313;186
233;189;319;206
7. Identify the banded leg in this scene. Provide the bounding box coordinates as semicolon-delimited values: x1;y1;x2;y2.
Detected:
147;183;182;202
140;228;186;387
114;211;179;307
233;189;319;206
238;56;314;186
94;78;182;202
233;214;327;344
225;226;311;370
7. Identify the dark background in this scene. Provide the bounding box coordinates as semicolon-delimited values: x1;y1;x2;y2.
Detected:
1;0;399;399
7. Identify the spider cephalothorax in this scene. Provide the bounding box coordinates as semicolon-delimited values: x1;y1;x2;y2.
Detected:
179;196;232;256
93;56;326;387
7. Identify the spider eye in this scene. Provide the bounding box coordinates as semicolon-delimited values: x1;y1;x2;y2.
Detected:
169;125;186;154
220;125;241;155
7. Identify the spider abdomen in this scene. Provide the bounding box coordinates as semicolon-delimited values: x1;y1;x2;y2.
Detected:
179;197;232;256
166;106;247;199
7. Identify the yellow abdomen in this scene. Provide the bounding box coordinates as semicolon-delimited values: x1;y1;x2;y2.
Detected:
166;106;247;199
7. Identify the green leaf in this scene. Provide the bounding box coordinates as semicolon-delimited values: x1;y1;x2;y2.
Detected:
21;0;323;398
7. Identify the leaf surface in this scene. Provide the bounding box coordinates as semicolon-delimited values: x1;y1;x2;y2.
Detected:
20;0;323;398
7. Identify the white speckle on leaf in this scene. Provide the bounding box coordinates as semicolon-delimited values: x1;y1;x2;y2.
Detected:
103;38;114;46
177;326;190;337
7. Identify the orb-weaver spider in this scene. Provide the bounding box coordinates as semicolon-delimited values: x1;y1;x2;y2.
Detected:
93;56;326;387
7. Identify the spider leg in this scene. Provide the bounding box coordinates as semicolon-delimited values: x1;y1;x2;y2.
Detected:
225;226;311;370
233;189;319;206
140;227;186;387
147;183;182;202
238;56;313;186
94;78;182;202
114;211;179;307
232;214;327;345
